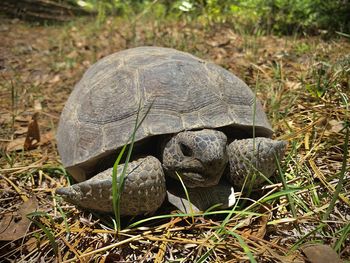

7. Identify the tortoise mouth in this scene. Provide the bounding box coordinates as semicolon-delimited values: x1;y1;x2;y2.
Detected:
180;172;219;188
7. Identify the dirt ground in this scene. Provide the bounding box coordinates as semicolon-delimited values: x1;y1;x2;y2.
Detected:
1;16;349;262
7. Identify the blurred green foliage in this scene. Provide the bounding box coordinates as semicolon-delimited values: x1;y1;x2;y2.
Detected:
74;0;350;35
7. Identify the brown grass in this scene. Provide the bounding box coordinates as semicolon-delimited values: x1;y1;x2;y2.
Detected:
0;16;349;262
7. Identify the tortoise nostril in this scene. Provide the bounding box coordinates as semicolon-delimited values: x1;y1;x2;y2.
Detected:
180;143;193;157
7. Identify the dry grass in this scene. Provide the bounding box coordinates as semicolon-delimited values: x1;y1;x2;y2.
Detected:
0;16;349;262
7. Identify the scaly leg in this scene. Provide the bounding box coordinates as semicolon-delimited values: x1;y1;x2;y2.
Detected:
226;137;287;189
56;156;166;216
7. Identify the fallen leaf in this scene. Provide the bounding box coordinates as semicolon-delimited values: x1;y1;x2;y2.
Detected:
240;205;272;239
75;41;85;48
67;50;78;59
82;60;91;67
34;99;42;111
246;204;272;239
15;115;31;122
329;119;344;133
0;197;39;241
266;247;304;263
0;112;12;125
6;131;53;152
14;126;28;135
49;74;61;83
301;244;342;263
285;80;301;90
6;137;26;152
206;39;230;47
254;207;271;239
24;237;38;253
24;112;40;150
38;131;54;146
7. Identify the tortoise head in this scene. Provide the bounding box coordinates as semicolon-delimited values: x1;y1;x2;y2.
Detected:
162;129;228;188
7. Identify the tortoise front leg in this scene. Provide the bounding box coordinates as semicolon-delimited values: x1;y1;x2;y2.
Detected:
226;137;287;189
167;179;236;213
56;156;166;216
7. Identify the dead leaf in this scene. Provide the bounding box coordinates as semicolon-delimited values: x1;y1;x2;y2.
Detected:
254;213;269;239
14;126;28;135
24;237;38;253
240;205;272;239
206;39;230;47
6;113;43;152
67;50;78;59
328;119;344;133
82;60;91;67
24;112;40;150
75;41;85;48
266;247;304;263
38;131;54;146
0;112;12;125
49;74;61;83
301;244;342;263
0;197;39;241
6;131;53;152
285;80;301;90
253;204;272;239
15;115;31;122
6;137;26;152
34;99;42;111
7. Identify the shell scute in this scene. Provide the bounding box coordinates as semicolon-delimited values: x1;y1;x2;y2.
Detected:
57;47;273;181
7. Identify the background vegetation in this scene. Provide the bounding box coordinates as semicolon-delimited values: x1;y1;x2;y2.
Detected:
76;0;350;35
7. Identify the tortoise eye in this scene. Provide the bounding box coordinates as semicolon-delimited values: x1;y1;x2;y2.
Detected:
180;143;193;157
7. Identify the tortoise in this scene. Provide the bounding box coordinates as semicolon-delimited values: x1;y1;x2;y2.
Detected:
56;46;286;215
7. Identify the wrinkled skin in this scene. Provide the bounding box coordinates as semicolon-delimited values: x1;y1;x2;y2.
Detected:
162;129;228;188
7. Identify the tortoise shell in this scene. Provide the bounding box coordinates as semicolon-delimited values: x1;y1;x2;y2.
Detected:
56;47;272;181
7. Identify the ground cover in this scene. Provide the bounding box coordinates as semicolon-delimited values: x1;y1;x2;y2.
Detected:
0;16;349;262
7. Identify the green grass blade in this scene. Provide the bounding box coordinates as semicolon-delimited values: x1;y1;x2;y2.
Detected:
32;221;58;254
112;142;128;232
112;100;154;232
195;243;218;263
203;203;225;213
275;152;298;221
290;223;325;252
220;198;239;230
112;105;141;232
27;212;58;255
336;31;350;38
334;222;350;252
243;74;258;201
322;123;348;221
260;188;300;203
227;230;257;263
55;199;70;235
175;171;194;222
127;210;261;229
